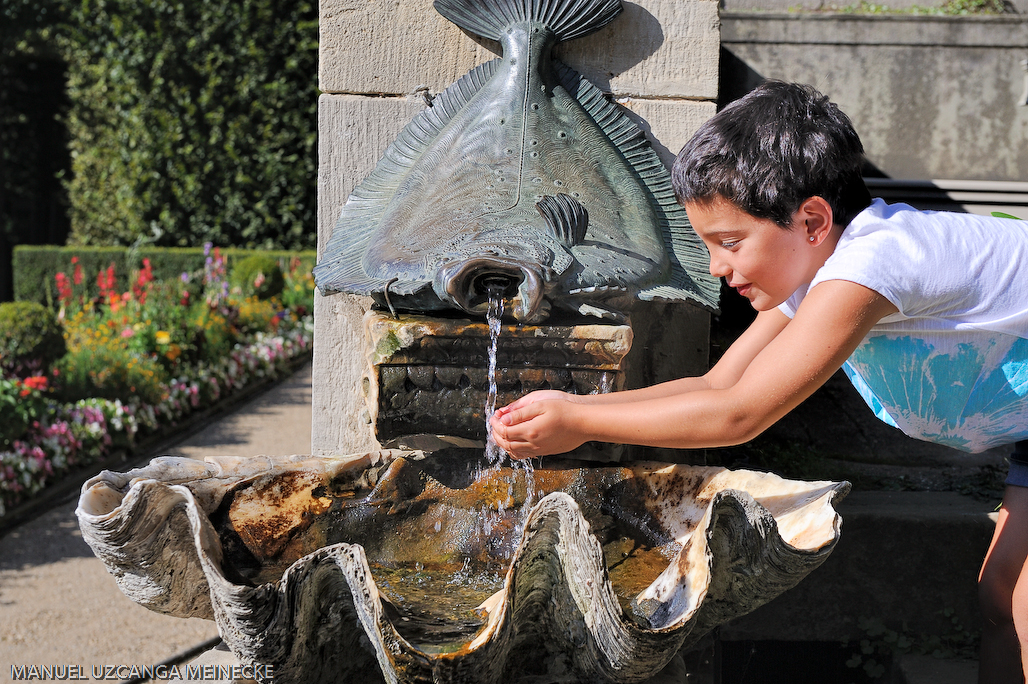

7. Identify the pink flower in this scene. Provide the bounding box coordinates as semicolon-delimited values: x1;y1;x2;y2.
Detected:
121;327;134;338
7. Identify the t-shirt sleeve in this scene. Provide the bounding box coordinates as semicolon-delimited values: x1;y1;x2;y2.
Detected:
808;221;910;316
778;290;805;319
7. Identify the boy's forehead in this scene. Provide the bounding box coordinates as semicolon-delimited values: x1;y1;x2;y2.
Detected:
684;198;747;228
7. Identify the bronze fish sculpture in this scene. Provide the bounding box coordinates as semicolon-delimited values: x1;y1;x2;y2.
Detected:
314;0;719;323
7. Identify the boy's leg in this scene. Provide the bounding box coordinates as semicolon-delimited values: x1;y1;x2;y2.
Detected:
979;442;1028;684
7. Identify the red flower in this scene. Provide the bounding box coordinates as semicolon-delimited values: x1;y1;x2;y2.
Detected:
23;376;48;391
133;258;155;305
54;272;72;304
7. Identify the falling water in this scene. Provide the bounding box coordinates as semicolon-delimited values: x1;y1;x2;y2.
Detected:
479;286;536;552
484;288;505;466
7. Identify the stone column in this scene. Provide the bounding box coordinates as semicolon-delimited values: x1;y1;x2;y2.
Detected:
314;0;721;457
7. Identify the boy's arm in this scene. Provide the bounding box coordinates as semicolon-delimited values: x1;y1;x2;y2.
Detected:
492;280;896;457
496;305;791;413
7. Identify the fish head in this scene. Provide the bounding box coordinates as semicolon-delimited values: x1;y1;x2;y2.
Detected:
433;250;552;324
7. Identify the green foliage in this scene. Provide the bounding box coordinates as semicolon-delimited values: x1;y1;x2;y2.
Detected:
13;244;316;306
822;0;1008;13
53;341;169;405
188;306;236;364
235;297;280;334
0;301;66;375
278;255;316;315
992;211;1023;220
14;246;127;304
231;253;285;300
936;0;1008;13
59;0;319;250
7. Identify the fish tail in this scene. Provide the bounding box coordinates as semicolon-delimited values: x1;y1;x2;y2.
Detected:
433;0;621;43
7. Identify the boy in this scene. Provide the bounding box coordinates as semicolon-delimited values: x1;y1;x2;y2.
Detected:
490;81;1028;682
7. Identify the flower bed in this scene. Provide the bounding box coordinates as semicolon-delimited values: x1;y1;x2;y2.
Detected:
0;247;314;517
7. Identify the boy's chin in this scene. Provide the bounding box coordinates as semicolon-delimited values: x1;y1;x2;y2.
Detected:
748;295;786;312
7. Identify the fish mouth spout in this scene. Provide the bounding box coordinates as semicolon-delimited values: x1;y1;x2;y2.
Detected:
436;258;550;324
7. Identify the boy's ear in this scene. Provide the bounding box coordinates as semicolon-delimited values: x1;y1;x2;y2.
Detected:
796;196;835;244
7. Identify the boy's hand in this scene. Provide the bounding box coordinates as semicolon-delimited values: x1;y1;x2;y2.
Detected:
489;391;586;459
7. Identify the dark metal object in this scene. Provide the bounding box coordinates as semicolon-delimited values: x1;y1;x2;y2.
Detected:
314;0;719;323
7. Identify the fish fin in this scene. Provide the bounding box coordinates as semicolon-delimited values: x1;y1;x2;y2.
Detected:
433;0;622;43
313;60;500;297
536;193;588;247
555;61;721;311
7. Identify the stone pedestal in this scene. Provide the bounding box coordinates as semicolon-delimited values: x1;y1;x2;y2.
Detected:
362;312;632;456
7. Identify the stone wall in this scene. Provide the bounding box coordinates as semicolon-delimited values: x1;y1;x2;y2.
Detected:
314;0;721;456
721;13;1028;185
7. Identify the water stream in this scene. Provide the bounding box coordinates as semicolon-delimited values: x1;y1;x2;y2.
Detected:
480;288;536;551
484;289;505;466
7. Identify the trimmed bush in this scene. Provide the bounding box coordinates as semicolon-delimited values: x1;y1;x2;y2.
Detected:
13;245;316;306
60;0;319;250
3;0;317;259
0;301;66;375
231;254;284;300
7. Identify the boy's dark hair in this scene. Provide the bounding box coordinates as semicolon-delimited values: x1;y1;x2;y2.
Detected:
672;81;872;228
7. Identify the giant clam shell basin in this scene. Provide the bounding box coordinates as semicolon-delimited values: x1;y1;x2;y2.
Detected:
76;451;848;683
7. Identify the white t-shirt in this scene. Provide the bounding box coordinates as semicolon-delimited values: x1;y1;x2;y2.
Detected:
779;199;1028;453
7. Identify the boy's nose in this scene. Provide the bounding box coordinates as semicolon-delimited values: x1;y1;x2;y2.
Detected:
708;256;732;278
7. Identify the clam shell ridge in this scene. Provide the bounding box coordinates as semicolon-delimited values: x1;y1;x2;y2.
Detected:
76;453;848;683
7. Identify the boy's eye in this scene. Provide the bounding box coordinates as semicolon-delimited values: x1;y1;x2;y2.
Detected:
720;240;739;249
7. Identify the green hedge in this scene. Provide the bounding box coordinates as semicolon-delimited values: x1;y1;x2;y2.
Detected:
2;0;318;255
13;244;316;306
61;0;319;251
